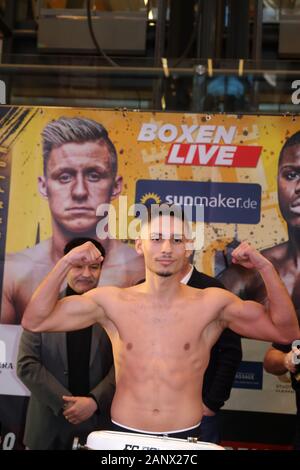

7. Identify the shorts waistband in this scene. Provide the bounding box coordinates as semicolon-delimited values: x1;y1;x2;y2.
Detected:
111;419;201;435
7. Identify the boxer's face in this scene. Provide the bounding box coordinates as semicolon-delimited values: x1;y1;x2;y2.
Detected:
278;144;300;228
136;215;191;278
39;141;122;234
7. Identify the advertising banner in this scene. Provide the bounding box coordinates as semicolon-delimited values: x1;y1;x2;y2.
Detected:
0;107;298;448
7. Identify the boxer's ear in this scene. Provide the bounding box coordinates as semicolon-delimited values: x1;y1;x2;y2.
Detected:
38;176;48;199
110;176;123;200
135;238;143;255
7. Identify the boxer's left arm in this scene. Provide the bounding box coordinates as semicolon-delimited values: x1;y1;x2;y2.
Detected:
220;242;299;343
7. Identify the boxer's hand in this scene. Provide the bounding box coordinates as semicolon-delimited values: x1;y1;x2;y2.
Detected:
64;241;103;267
284;347;300;373
231;241;271;271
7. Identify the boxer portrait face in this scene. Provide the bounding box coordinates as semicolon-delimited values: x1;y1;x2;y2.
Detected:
278;143;300;229
38;140;123;234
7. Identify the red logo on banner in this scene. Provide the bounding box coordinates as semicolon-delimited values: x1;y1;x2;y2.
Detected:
166;144;262;168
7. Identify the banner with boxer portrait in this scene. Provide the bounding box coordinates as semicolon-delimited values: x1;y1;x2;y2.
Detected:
0;106;299;448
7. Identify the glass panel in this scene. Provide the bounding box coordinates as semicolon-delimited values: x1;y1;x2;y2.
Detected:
39;1;147;12
280;0;300;16
0;55;299;113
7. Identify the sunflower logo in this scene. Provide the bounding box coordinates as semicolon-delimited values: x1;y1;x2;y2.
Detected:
140;192;162;206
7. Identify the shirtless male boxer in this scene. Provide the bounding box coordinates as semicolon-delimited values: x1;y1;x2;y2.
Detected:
22;210;299;436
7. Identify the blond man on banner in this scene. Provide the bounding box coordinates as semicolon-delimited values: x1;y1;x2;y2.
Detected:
1;117;145;324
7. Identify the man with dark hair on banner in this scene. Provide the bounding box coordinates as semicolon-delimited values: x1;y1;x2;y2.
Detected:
1;117;144;324
17;237;115;450
219;131;300;449
22;208;299;439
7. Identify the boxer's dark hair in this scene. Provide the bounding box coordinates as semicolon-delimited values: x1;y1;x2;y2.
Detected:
279;131;300;166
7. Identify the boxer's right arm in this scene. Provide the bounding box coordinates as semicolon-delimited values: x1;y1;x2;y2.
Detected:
22;242;107;332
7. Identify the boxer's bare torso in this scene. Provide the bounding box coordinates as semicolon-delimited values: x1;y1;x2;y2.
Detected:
90;283;225;432
22;224;299;434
